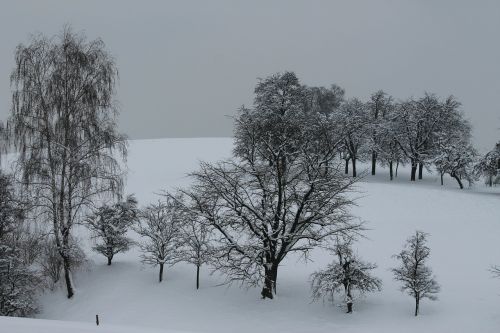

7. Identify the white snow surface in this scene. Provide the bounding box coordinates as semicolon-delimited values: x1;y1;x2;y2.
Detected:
4;138;500;332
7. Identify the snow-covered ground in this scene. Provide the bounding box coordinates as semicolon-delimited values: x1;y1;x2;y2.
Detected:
4;138;500;332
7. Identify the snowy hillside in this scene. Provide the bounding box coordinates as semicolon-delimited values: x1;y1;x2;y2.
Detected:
13;138;500;332
0;316;190;333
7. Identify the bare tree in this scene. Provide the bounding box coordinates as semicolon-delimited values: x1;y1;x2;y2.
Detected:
392;231;440;316
86;195;138;265
180;72;361;299
135;199;182;283
311;237;381;313
9;26;126;298
174;198;213;289
491;266;500;279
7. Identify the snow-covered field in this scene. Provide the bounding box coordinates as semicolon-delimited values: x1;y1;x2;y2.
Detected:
4;138;500;332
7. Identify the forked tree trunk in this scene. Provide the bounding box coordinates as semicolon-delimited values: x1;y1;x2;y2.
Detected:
389;161;394;181
371;152;377;176
410;160;417;181
159;263;164;283
451;173;464;189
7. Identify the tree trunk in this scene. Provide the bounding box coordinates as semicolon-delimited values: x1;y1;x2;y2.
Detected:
395;160;399;177
418;162;423;180
451;173;464;189
107;246;113;265
62;255;74;298
488;175;493;187
271;264;278;294
371;152;377;176
389;161;394;181
440;172;444;186
344;159;349;175
196;265;200;290
415;295;420;316
60;229;75;299
351;158;357;178
261;263;278;299
410;160;417;181
346;284;353;313
159;263;164;283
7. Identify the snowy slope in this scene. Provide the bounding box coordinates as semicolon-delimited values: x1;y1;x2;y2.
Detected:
0;316;192;333
9;138;500;332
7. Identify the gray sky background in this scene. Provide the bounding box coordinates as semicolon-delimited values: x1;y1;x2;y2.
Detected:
0;0;498;151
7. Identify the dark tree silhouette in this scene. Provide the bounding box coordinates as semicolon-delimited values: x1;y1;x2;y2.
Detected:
9;26;126;298
392;231;440;316
180;72;361;299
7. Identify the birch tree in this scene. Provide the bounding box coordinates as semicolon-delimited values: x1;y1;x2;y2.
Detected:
9;26;126;298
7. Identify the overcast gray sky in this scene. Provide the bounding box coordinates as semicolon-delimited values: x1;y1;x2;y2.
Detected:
0;0;498;150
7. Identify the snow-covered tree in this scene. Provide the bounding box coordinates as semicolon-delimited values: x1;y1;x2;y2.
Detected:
336;98;370;178
376;102;405;180
135;198;182;282
180;72;361;299
86;195;138;265
394;94;460;181
366;90;393;176
0;244;41;317
392;231;440;316
475;143;500;186
0;172;40;317
304;84;345;116
9;26;127;298
431;105;477;188
174;200;213;289
310;238;381;313
433;141;477;189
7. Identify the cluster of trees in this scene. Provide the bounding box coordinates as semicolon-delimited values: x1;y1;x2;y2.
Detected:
85;195;211;287
316;88;482;188
0;27;127;314
311;231;439;316
336;90;500;189
0;26;497;319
